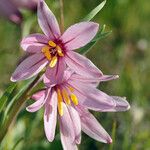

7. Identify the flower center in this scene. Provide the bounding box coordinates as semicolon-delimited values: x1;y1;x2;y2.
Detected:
56;86;78;116
41;40;64;68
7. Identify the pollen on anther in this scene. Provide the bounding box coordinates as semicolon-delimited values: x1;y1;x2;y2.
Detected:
48;41;56;47
56;45;64;57
70;94;78;105
42;46;49;53
49;56;58;68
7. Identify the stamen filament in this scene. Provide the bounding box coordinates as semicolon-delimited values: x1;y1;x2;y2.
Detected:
62;89;70;105
49;56;58;68
68;86;74;92
70;94;78;105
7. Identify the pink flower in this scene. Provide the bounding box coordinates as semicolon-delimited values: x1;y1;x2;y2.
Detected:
11;0;102;82
26;69;130;149
0;0;37;24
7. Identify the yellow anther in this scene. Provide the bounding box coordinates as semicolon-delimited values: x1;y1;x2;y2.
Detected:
68;86;74;92
58;101;63;116
56;45;64;57
49;56;58;68
70;94;78;105
62;89;71;105
44;50;51;61
48;40;56;47
57;89;63;116
42;46;50;53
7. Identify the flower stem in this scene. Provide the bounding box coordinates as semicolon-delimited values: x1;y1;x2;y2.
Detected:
0;75;41;143
59;0;64;33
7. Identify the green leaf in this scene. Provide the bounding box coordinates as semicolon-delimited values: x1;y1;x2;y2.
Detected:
12;137;24;150
2;78;36;125
79;25;112;54
0;83;17;113
83;0;106;21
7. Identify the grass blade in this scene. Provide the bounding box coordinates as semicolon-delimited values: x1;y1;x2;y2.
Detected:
0;83;17;113
83;0;106;21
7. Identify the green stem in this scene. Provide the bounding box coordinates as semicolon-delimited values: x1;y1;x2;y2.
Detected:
109;120;117;150
59;0;64;32
0;75;40;143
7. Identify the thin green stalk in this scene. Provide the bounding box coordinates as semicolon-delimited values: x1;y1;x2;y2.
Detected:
59;0;64;32
109;120;117;150
0;75;40;143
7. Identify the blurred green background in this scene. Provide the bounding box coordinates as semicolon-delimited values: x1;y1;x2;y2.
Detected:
0;0;149;149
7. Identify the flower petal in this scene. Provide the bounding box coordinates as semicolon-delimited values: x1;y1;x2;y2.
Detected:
65;51;103;79
44;57;66;86
38;0;61;39
11;53;48;82
99;75;119;82
26;91;46;112
21;34;49;53
44;90;57;142
59;103;77;150
60;22;99;50
77;106;112;144
68;106;81;144
108;96;130;112
70;74;119;88
31;90;46;101
68;79;116;111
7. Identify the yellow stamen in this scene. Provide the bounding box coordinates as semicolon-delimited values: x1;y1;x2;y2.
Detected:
70;94;78;105
44;50;51;61
57;89;63;116
49;56;58;68
68;86;74;92
42;46;50;53
62;89;70;105
42;46;51;60
48;40;56;47
56;45;64;57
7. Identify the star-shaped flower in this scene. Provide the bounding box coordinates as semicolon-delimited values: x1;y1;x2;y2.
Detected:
11;0;102;83
26;69;130;149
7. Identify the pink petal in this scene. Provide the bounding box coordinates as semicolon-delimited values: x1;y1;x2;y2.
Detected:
68;106;81;144
62;68;74;82
108;96;130;112
60;131;78;150
21;34;49;53
11;53;48;82
31;90;46;101
68;80;116;111
44;90;57;142
77;106;112;144
38;0;61;39
65;51;103;79
71;74;119;88
70;73;99;87
60;22;99;50
59;103;77;150
44;57;66;86
26;91;46;112
99;75;119;82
